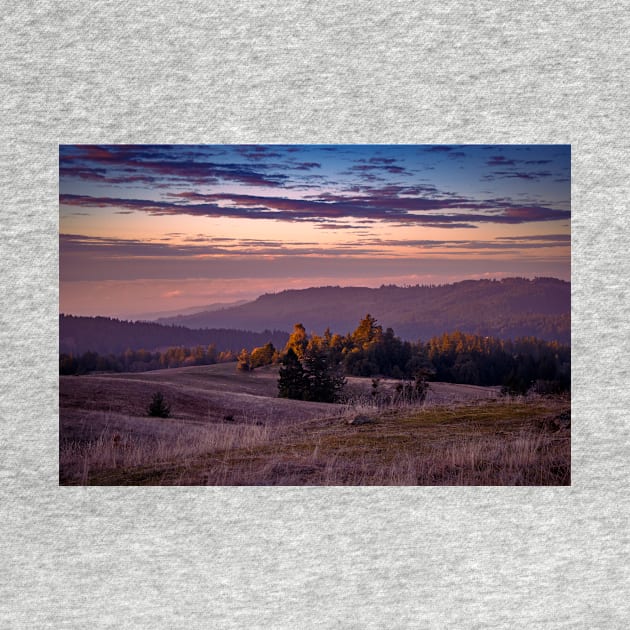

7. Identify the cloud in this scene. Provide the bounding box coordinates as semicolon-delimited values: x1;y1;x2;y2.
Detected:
481;153;561;181
60;145;291;188
369;157;397;165
486;156;517;167
61;248;571;284
60;187;570;228
235;145;282;160
496;234;570;242
60;227;569;286
355;237;569;251
345;158;413;178
59;233;382;260
290;162;321;170
316;224;367;230
483;170;554;181
60;233;233;258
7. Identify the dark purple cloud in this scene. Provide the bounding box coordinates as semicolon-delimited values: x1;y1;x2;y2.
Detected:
345;159;413;178
483;154;560;180
484;171;554;181
487;156;517;167
60;145;291;188
60;188;570;227
235;145;282;160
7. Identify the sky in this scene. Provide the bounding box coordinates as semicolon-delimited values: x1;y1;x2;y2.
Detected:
59;144;570;319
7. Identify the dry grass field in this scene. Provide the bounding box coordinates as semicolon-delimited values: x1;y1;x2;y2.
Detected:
60;363;570;486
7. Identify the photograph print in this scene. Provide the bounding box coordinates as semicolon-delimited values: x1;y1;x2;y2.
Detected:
59;144;570;485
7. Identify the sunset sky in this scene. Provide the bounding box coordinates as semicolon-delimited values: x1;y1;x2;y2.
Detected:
60;144;570;319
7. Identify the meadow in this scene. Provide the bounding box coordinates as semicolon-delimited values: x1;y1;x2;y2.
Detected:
59;363;570;486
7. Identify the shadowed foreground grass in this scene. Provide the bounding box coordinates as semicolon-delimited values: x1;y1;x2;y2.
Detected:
60;397;570;486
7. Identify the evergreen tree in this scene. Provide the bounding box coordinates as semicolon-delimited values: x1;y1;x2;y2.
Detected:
302;341;346;403
147;391;171;418
278;348;307;399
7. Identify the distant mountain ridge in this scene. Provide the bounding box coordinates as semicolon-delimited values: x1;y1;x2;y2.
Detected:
130;299;250;322
156;277;570;343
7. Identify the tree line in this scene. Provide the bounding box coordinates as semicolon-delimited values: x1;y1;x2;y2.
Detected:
59;314;289;355
59;313;570;399
271;315;570;401
59;344;236;375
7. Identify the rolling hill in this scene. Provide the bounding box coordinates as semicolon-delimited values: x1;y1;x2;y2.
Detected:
156;277;570;343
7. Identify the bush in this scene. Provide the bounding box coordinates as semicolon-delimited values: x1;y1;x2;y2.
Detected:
393;373;428;404
147;391;171;418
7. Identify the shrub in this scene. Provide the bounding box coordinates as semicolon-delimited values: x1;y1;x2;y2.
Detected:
393;373;428;404
147;391;171;418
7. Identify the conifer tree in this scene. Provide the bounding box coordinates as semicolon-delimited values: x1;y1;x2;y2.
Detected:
301;341;346;403
147;391;171;418
278;348;307;399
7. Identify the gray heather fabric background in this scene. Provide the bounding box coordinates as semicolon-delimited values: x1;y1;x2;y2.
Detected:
1;1;628;628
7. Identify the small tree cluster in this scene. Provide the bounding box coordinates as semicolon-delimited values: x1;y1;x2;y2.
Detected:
249;342;276;368
278;327;346;403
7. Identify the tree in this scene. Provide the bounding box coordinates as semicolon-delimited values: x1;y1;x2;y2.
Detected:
236;348;251;372
59;353;78;375
278;348;307;399
147;391;171;418
352;314;383;348
284;323;308;359
250;342;276;368
301;341;346;403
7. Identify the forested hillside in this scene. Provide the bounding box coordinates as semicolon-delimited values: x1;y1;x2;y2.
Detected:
270;317;570;398
60;312;570;396
157;277;570;343
59;314;289;355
